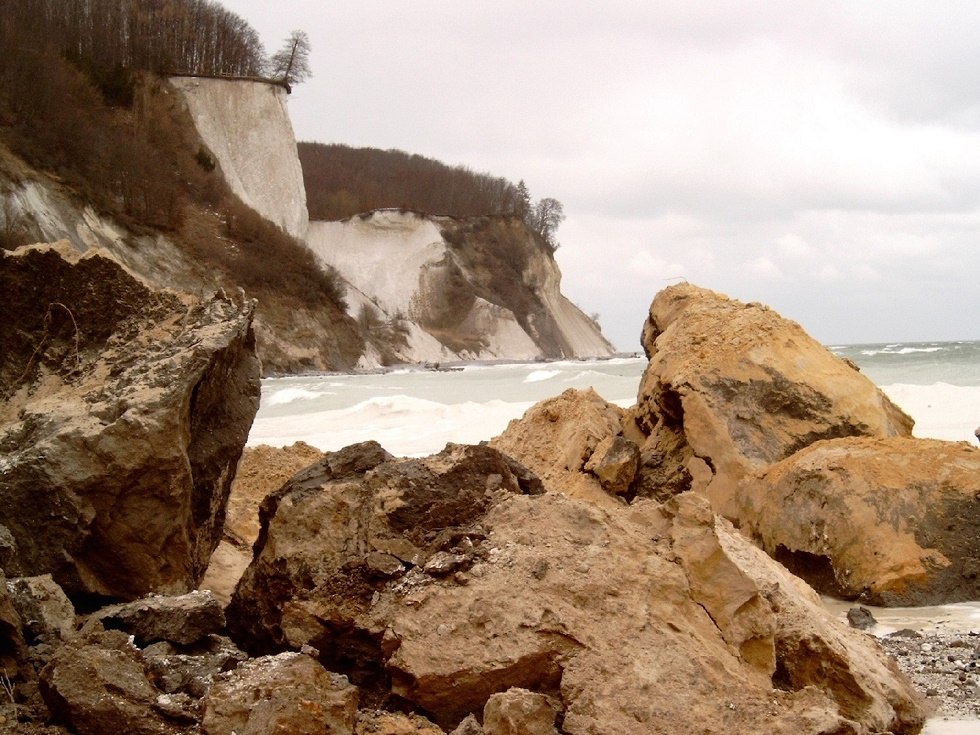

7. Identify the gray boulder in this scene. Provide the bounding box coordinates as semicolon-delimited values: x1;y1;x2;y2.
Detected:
0;242;261;602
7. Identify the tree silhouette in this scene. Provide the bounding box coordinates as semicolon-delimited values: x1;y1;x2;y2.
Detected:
269;30;312;91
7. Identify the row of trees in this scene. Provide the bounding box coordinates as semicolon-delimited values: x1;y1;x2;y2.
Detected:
2;0;267;82
299;143;564;251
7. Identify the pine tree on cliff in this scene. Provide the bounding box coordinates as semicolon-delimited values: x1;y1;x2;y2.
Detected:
269;30;312;92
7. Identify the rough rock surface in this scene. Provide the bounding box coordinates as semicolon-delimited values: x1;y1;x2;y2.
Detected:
39;630;179;735
201;652;358;735
201;441;324;603
92;590;225;647
0;243;260;603
737;437;980;606
483;688;559;735
5;575;76;645
227;441;543;656
628;283;913;518
227;440;924;734
583;435;640;495
491;388;626;507
355;709;444;734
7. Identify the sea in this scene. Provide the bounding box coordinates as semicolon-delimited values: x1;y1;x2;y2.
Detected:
247;340;980;732
249;340;980;455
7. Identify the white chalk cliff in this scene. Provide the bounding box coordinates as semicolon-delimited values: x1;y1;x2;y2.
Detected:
169;77;309;240
306;211;615;363
172;76;613;364
3;75;614;368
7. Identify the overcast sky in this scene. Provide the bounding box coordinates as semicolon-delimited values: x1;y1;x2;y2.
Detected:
225;1;979;350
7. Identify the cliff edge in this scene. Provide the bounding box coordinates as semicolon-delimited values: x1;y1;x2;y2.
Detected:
307;210;615;364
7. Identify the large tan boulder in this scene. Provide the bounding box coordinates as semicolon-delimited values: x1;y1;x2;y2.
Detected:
736;436;980;605
490;388;627;507
226;441;542;653
629;283;913;517
227;441;924;734
0;242;260;601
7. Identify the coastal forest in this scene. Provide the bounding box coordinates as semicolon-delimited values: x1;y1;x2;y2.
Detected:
300;142;566;252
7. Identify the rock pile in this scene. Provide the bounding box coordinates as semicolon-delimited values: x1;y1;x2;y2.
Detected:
2;272;972;733
878;630;980;720
496;283;980;607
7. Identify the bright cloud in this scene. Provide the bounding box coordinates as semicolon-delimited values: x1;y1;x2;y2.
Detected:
226;0;980;347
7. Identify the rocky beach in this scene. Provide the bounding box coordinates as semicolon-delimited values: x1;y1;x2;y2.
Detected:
1;243;978;733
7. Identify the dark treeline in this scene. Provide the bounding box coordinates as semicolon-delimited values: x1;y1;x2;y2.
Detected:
299;142;565;252
2;0;265;87
299;142;526;221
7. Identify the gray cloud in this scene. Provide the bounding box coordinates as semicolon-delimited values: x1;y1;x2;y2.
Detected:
226;1;980;349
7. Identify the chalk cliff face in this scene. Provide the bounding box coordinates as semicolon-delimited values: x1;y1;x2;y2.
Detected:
307;211;615;363
2;76;612;371
168;77;309;240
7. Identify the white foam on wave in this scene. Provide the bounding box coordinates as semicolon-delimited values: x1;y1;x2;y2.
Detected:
524;369;561;383
264;387;335;406
880;382;980;443
248;394;535;457
860;345;944;356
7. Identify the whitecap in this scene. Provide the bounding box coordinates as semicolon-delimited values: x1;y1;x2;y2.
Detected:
264;387;334;406
524;369;561;383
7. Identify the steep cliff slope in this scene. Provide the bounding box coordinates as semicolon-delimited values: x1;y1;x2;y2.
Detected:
306;210;615;363
168;77;309;240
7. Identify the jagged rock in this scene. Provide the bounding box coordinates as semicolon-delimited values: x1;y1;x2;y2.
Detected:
142;635;247;700
92;590;225;646
847;607;877;631
227;442;541;659
5;575;75;645
355;709;445;734
736;436;980;605
483;688;559;735
201;652;357;735
583;435;640;495
491;388;625;507
449;715;483;735
227;446;924;734
0;570;32;687
39;630;177;735
627;283;913;518
0;242;261;602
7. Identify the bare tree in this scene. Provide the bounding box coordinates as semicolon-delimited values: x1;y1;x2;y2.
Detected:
530;197;564;252
269;30;312;91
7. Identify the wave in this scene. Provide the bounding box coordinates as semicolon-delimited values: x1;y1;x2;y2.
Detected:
860;346;944;356
524;369;562;383
264;387;336;406
249;394;536;457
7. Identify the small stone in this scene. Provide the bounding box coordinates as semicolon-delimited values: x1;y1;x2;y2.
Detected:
364;552;405;578
424;552;469;576
846;606;877;630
